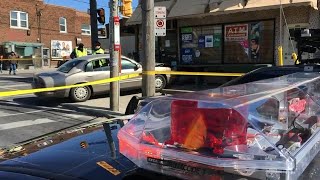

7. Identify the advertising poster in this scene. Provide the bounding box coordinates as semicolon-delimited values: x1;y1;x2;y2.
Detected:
198;36;205;48
51;40;73;58
224;24;248;42
250;22;261;62
181;48;193;64
225;24;249;56
213;34;221;47
181;33;193;43
205;35;214;48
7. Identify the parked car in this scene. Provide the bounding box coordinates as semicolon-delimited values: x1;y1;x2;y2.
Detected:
32;54;172;102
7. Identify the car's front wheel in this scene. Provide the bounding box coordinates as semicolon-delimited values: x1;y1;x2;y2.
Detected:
155;75;167;91
70;86;91;102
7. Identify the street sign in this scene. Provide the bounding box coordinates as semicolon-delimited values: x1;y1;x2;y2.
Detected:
114;16;120;51
154;6;166;36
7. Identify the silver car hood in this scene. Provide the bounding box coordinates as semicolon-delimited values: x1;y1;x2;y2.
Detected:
35;71;68;87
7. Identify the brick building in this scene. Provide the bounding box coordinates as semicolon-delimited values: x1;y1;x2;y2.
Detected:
0;0;92;68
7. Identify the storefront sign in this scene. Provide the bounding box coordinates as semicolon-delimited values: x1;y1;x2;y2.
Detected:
181;27;192;34
198;36;205;48
182;33;193;43
51;40;72;58
205;35;214;48
225;24;248;42
181;48;193;64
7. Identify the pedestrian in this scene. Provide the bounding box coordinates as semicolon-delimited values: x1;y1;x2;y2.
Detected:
0;55;3;73
8;51;18;75
92;41;105;55
70;43;88;59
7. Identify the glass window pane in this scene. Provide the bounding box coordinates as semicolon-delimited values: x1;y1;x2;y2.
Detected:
60;25;66;32
59;18;66;25
121;59;136;69
180;25;222;65
11;12;17;19
20;13;27;20
20;21;27;27
11;20;18;26
223;20;274;64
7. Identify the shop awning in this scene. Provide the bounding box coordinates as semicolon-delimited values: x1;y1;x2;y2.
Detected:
1;41;43;48
167;0;209;18
209;0;245;14
244;0;318;11
126;0;174;26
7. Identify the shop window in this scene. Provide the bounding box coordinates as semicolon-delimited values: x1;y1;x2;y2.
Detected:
81;24;91;35
10;11;28;29
180;25;222;65
223;20;275;64
59;17;67;33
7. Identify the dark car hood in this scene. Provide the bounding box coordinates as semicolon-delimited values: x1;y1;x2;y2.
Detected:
0;123;137;180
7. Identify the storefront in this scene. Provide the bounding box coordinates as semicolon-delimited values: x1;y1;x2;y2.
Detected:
180;19;275;66
127;0;318;74
0;41;43;69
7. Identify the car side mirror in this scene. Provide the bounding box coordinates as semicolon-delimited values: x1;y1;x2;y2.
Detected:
134;64;139;71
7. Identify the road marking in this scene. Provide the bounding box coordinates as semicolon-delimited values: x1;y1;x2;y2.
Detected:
0;109;46;118
0;118;55;131
0;101;93;119
2;84;31;88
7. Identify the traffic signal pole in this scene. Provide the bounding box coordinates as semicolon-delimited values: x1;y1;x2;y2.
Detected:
109;0;120;111
141;0;156;97
90;0;98;49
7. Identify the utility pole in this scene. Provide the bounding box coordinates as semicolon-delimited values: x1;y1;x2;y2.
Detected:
141;0;155;97
109;0;120;111
36;4;42;43
90;0;98;49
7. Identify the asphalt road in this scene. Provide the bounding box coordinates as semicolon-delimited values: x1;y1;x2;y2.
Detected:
0;72;214;148
0;73;108;148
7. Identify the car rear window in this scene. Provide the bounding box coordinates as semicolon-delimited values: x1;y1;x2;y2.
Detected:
57;59;84;73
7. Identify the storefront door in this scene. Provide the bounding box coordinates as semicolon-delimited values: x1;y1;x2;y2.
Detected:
43;48;50;66
283;23;309;65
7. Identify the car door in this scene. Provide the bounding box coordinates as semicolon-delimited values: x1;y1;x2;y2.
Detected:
120;58;142;89
84;58;110;94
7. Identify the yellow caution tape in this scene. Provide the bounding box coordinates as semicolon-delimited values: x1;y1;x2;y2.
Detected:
97;161;121;175
0;73;140;97
0;58;36;61
0;71;244;98
143;71;244;77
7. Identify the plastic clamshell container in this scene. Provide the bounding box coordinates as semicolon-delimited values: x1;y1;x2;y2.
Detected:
118;72;320;180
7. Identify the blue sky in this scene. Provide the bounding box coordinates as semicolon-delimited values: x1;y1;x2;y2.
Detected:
44;0;139;19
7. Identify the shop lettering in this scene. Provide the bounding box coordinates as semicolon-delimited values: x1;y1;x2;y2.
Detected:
228;26;247;34
225;24;248;38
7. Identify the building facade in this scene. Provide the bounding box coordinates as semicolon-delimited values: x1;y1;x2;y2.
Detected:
0;0;92;68
127;0;319;74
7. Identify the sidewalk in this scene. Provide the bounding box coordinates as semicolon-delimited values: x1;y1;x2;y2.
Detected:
16;67;57;74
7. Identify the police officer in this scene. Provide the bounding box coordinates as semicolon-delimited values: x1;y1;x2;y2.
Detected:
92;41;105;55
70;43;88;59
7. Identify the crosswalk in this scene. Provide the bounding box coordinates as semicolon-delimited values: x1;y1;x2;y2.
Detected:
0;101;99;147
0;77;32;91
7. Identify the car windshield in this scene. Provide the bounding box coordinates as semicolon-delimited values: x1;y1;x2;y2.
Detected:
57;59;84;73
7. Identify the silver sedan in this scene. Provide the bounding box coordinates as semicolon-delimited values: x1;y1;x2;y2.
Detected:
32;54;172;102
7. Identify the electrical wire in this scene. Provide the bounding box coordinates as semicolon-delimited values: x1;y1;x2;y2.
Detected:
279;1;296;56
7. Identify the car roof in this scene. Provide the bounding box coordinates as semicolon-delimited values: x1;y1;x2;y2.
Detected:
220;64;320;87
75;54;133;62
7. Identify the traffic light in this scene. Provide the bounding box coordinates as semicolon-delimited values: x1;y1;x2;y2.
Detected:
120;0;133;17
97;8;105;24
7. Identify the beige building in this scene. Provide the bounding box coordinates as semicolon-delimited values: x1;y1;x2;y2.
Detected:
126;0;319;73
